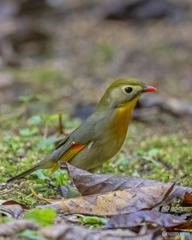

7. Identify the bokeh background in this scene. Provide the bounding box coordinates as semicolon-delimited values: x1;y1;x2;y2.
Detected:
1;0;192;183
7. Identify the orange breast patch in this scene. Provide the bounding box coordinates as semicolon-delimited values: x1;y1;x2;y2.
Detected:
111;105;132;140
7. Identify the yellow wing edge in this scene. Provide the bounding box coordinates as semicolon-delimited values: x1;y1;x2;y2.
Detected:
49;143;86;176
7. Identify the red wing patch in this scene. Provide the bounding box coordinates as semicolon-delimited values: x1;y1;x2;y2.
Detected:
50;143;86;175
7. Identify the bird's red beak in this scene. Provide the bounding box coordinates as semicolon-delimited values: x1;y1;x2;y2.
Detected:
143;85;157;92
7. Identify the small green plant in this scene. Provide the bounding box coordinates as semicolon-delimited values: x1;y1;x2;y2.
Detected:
24;208;56;226
75;214;108;225
18;230;47;240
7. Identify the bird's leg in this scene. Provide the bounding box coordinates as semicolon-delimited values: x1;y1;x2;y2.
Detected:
45;179;59;189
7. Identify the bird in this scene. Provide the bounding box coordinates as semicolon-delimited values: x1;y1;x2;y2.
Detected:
7;78;156;182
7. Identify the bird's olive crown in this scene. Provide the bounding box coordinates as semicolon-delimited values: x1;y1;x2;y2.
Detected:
96;78;146;110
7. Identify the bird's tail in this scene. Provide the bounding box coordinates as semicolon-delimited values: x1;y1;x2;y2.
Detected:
7;164;40;182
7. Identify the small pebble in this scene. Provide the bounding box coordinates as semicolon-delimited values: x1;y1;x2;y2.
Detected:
1;183;6;186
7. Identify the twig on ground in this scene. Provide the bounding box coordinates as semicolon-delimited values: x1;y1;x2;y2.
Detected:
0;188;14;196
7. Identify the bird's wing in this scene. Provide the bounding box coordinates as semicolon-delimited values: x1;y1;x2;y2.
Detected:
48;121;93;175
50;141;86;175
55;134;71;150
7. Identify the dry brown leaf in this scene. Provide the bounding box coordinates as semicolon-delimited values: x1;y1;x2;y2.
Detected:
0;204;23;218
40;223;159;240
36;203;61;213
65;163;192;204
2;200;29;209
180;192;192;207
0;219;38;236
30;181;174;216
0;200;29;218
105;210;190;229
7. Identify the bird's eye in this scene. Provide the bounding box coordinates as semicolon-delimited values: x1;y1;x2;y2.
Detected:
124;87;133;93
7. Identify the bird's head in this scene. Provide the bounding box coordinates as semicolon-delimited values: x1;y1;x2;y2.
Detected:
96;78;157;111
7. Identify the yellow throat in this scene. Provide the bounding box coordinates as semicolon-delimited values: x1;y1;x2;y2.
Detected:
111;94;142;140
